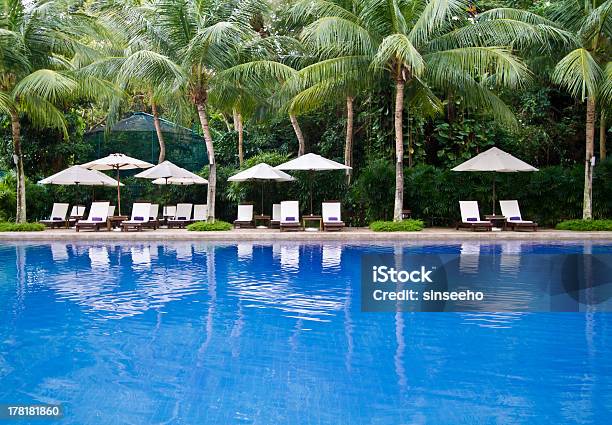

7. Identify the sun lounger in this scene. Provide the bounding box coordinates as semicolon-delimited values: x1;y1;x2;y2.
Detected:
143;204;160;229
499;200;538;231
167;203;193;229
456;201;493;231
162;205;176;225
280;201;301;232
76;201;110;232
40;203;70;228
108;205;116;217
234;203;254;228
192;204;208;222
322;201;345;231
270;203;281;228
67;205;86;226
121;202;151;232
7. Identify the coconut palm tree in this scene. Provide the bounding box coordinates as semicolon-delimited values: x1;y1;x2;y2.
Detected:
548;0;612;219
0;0;108;222
283;0;572;220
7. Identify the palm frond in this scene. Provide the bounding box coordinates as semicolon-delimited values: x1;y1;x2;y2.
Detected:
18;93;68;138
425;46;530;89
408;0;465;46
301;16;376;56
372;33;424;76
13;69;77;103
288;0;360;25
117;50;185;90
552;48;602;100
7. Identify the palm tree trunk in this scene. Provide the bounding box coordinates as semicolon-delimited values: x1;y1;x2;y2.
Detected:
393;78;405;222
289;114;306;156
600;110;606;161
344;96;354;184
237;112;244;166
196;100;216;221
10;111;26;223
151;99;166;163
583;97;596;220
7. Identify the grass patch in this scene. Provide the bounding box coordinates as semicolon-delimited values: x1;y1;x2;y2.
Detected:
555;219;612;231
187;220;233;231
369;219;424;232
0;222;46;232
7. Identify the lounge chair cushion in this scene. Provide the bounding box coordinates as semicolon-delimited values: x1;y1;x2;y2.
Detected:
92;217;103;222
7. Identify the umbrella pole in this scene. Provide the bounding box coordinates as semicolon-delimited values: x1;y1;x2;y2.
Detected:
261;183;264;216
116;166;121;216
492;174;496;215
310;169;314;215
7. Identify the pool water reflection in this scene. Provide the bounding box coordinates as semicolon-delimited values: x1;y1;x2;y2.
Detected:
0;241;611;424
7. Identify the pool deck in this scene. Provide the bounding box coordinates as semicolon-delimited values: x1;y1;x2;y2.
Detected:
1;227;611;241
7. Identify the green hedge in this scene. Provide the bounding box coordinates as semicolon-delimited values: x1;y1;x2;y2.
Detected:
0;222;45;232
370;219;424;232
555;219;612;231
187;220;232;231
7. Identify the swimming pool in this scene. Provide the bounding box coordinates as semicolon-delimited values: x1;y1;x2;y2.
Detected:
1;241;611;424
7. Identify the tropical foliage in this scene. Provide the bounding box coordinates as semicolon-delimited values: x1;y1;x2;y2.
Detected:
0;0;610;226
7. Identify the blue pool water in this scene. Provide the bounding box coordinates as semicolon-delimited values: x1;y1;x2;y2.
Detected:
0;241;611;424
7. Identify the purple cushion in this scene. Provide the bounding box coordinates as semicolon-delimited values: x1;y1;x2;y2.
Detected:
92;217;103;222
327;217;338;221
509;216;521;221
134;216;144;221
466;217;478;222
52;217;63;221
285;216;295;222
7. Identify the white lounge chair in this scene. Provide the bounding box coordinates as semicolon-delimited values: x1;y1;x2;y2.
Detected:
121;202;151;232
76;201;110;232
270;203;281;228
234;204;254;228
280;201;301;232
192;204;208;222
68;205;86;226
499;200;538;231
143;204;160;229
40;203;70;228
108;205;116;217
167;203;193;228
456;201;492;231
322;201;345;231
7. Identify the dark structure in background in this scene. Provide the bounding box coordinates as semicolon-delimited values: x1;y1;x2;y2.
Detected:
85;113;207;171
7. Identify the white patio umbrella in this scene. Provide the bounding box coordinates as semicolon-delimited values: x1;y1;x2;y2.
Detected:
276;153;351;215
38;165;123;208
82;153;154;215
452;147;538;214
228;163;295;214
134;160;196;181
151;175;209;185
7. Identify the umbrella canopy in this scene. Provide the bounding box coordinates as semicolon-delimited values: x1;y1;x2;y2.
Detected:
228;163;295;215
152;176;208;185
452;147;538;215
81;153;154;215
134;160;196;180
275;153;351;171
451;147;539;173
228;163;294;182
38;165;124;186
276;153;350;215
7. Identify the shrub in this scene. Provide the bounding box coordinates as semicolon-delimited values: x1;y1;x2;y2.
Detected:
369;219;424;232
187;220;232;231
0;222;45;232
555;219;612;231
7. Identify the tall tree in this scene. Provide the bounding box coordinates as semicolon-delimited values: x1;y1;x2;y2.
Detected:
550;0;612;219
294;0;569;220
0;0;106;222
